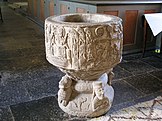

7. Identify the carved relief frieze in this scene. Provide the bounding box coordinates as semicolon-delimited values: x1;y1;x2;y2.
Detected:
45;23;122;71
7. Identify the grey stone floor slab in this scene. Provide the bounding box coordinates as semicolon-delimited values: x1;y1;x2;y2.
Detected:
0;49;23;59
124;73;162;95
0;80;31;106
10;96;88;121
0;106;14;121
119;60;157;75
9;96;93;121
113;65;132;80
150;70;162;80
2;39;32;50
0;59;13;71
0;47;45;60
0;66;63;84
122;53;142;61
112;80;144;105
23;75;61;100
0;71;23;85
141;56;162;69
19;66;64;82
0;55;49;71
0;66;64;103
122;51;156;62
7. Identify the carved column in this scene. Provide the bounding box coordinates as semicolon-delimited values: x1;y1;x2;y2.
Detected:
45;13;123;117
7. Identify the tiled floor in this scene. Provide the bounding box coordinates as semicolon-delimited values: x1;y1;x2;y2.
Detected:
0;3;162;121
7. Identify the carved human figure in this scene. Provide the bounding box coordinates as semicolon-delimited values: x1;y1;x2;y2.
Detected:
84;27;95;68
92;81;109;111
68;28;79;69
111;24;123;55
76;27;86;69
58;75;72;106
55;27;70;59
95;40;108;66
50;26;57;55
55;27;65;45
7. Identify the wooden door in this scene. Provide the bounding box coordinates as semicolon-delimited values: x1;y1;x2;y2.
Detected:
49;0;54;16
27;0;32;15
40;0;45;21
33;0;38;17
124;10;138;45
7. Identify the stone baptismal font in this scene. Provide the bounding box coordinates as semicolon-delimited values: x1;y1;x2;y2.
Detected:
45;13;123;117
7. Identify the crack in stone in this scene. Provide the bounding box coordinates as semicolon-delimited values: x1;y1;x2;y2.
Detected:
109;116;116;121
136;107;149;116
156;99;162;106
147;100;156;121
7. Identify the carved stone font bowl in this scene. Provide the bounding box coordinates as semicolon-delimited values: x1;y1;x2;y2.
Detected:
45;13;123;117
45;13;123;81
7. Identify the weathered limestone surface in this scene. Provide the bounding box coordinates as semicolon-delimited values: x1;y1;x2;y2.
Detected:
45;13;123;117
